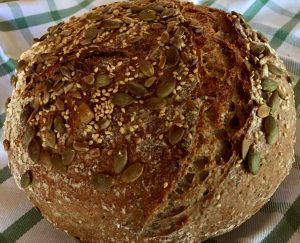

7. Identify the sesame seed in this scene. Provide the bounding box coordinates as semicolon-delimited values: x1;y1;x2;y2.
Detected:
120;127;126;134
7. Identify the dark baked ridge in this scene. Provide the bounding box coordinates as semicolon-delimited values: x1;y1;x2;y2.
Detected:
4;0;296;242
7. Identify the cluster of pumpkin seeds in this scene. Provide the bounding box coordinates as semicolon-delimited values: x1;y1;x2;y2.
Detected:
232;12;292;175
14;0;199;190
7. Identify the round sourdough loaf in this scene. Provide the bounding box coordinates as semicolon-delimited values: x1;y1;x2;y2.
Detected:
3;0;297;242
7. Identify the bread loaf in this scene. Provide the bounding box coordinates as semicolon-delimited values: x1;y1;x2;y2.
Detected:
4;0;297;242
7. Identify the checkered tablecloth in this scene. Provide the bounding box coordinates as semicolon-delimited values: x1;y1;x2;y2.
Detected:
0;1;299;242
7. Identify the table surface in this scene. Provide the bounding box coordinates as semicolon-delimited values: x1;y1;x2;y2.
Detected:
0;1;299;243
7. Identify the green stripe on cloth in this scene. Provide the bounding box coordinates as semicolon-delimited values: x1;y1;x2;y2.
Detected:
9;3;34;45
0;59;16;77
294;79;300;109
47;0;61;22
267;1;294;18
0;0;94;31
0;166;11;184
203;238;219;243
261;195;300;243
0;0;18;3
293;155;300;170
253;23;300;49
269;11;300;50
0;112;6;128
0;208;43;242
261;201;291;214
202;0;217;6
243;0;270;21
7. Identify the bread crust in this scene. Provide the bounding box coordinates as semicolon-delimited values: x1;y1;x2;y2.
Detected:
4;0;296;242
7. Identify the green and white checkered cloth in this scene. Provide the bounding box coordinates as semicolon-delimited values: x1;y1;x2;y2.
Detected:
0;0;299;242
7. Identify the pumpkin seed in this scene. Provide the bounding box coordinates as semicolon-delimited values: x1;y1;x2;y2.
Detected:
250;44;265;55
149;46;161;60
181;51;190;64
85;26;98;40
28;138;41;163
241;138;250;160
62;147;76;165
95;74;111;88
160;8;175;19
51;154;67;173
45;114;54;130
139;60;154;77
268;91;280;114
158;54;167;70
268;63;282;77
151;23;164;29
70;91;82;99
161;31;170;44
61;29;72;37
257;32;268;43
39;150;52;170
156;76;176;98
92;173;114;190
261;78;278;92
76;102;94;124
139;9;156;21
55;98;65;111
45;55;58;65
60;66;71;78
83;74;95;85
98;118;111;130
44;130;56;148
287;75;299;87
144;77;157;88
53;81;64;93
113;147;128;174
23;126;36;147
128;81;149;97
121;163;144;183
5;97;10;110
80;38;92;46
102;19;122;29
20;105;33;125
122;16;134;24
263;45;271;56
144;97;166;110
10;75;17;87
257;104;270;118
264;116;279;145
87;13;103;21
145;3;164;12
20;171;32;188
166;46;180;68
73;141;89;152
168;125;185;145
3;139;10;151
172;35;185;50
87;148;100;159
16;60;26;71
54;116;66;133
247;149;260;175
112;93;134;107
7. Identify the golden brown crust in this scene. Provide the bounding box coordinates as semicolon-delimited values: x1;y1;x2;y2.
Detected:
4;0;296;242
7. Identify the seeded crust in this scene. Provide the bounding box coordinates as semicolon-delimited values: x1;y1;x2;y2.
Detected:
4;0;296;242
